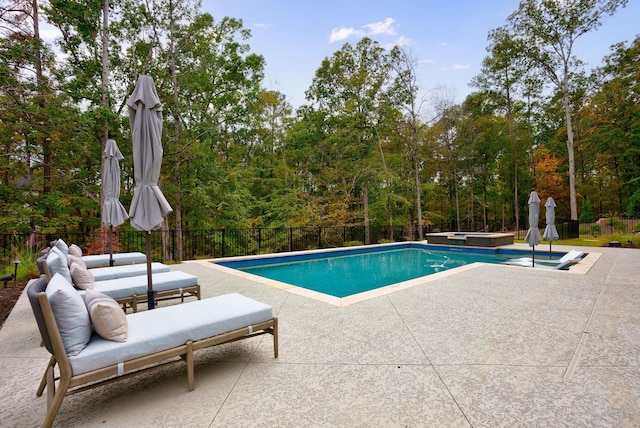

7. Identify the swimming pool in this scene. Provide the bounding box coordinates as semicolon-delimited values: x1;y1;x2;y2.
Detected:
215;243;551;299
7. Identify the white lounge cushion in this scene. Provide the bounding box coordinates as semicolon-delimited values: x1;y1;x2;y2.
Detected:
85;289;128;342
88;262;170;282
46;273;92;356
68;293;273;375
82;252;148;268
78;271;198;300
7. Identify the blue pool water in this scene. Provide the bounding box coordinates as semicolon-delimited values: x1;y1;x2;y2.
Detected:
217;244;543;298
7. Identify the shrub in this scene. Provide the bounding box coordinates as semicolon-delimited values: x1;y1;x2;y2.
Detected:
579;200;595;223
626;188;640;218
591;225;601;236
2;245;39;282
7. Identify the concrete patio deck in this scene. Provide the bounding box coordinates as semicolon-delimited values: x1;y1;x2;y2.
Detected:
1;243;639;427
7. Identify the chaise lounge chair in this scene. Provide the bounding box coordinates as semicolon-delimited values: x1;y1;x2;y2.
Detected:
81;251;147;268
48;239;148;268
28;274;278;428
505;249;585;270
43;246;199;312
82;262;170;281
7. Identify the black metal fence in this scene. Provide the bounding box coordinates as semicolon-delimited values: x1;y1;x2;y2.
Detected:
1;218;637;262
0;225;413;262
513;220;580;240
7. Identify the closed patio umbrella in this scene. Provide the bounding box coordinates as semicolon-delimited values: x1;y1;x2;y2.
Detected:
525;191;542;266
102;138;129;266
543;197;559;259
127;74;173;309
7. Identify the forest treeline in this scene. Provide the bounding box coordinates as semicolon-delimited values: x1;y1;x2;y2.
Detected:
1;0;638;246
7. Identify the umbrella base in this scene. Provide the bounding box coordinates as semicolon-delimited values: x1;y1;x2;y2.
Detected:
147;290;156;310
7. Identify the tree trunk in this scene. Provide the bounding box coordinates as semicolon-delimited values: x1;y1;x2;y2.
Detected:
32;0;50;196
169;0;182;262
562;80;578;220
100;0;109;214
363;181;370;245
413;131;423;239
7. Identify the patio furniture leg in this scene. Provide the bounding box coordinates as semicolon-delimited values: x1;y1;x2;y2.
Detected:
37;356;56;397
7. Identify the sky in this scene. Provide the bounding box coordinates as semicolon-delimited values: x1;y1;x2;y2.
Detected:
206;0;640;109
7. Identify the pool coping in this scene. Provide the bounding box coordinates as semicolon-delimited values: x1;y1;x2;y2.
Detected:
186;242;601;307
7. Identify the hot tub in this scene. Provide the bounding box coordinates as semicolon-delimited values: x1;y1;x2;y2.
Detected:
425;232;514;247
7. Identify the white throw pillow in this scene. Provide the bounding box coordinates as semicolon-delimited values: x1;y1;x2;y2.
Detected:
54;239;69;258
46;273;92;356
70;263;95;290
85;289;128;342
46;249;72;284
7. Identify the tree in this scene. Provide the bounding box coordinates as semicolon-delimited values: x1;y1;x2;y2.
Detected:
502;0;628;220
473;27;533;231
305;38;397;238
580;36;640;215
388;47;429;238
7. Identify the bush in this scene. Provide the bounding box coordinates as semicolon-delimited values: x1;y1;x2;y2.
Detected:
579;200;595;223
609;217;627;233
591;225;601;236
2;245;39;282
343;240;363;247
626;188;640;218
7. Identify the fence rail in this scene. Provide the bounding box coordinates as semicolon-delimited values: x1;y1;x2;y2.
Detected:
1;218;637;262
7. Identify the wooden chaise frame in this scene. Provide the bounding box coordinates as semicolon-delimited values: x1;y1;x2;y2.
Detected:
28;278;278;428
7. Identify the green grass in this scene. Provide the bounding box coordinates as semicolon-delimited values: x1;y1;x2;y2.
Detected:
516;233;640;248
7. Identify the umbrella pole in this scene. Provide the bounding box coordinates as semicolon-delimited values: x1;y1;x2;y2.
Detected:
532;246;535;267
549;241;552;259
109;226;114;267
146;232;155;310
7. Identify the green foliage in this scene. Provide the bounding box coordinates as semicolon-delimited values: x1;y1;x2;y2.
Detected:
0;0;635;240
579;200;595;223
1;245;40;282
626;188;640;218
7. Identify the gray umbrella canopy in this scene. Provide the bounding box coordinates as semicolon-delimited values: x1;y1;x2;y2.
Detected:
102;139;129;227
525;191;542;265
102;139;129;266
543;196;559;258
127;74;173;309
127;75;173;231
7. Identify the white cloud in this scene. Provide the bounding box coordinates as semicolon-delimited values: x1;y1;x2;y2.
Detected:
443;64;470;71
329;27;365;43
363;17;396;36
329;17;399;43
384;36;411;50
39;28;60;42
